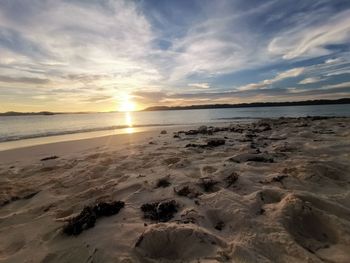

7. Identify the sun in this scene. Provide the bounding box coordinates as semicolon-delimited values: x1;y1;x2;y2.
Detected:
118;95;136;112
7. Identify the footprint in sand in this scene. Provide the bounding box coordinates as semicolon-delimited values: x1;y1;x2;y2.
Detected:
206;209;235;232
258;189;284;205
251;188;285;215
169;158;191;169
0;237;25;259
279;194;350;262
162;156;181;166
134;223;226;260
200;165;218;177
285;205;337;253
286;161;350;185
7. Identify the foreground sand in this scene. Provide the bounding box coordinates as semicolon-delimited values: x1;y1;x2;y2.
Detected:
0;117;350;263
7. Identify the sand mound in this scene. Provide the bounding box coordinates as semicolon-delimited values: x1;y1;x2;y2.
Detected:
288;161;349;183
285;204;337;253
259;188;284;204
279;194;350;262
134;223;226;261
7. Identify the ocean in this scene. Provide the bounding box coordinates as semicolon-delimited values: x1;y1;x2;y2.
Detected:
1;104;350;150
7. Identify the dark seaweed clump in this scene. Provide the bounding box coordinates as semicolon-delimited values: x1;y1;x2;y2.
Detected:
141;200;178;222
215;221;225;231
40;155;59;161
224;172;239;187
174;185;201;199
271;175;287;182
198;178;219;192
186;139;225;148
156;178;171;188
247;156;274;163
63;201;125;236
206;139;225;147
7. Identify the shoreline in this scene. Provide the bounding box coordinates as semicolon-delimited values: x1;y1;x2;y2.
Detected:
0;120;256;152
0;124;174;152
0;122;233;164
0;125;187;164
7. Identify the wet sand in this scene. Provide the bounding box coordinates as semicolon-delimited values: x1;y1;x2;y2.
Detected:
1;117;350;263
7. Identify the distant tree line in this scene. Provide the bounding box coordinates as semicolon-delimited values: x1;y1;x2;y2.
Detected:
143;98;350;111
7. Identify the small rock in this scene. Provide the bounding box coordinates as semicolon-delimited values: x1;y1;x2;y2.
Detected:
160;130;167;134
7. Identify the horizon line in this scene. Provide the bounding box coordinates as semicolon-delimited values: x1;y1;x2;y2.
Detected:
1;97;350;116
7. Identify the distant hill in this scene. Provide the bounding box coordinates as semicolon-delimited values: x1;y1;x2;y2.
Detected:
0;111;98;117
0;111;58;117
143;98;350;111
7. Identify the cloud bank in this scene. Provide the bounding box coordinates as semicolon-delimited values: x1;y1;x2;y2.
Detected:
0;0;349;111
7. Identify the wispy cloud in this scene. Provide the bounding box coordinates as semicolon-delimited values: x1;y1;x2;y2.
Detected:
0;0;160;86
132;80;350;108
0;0;349;111
268;9;350;59
188;83;210;89
0;75;50;84
319;81;350;90
237;67;304;91
299;77;325;85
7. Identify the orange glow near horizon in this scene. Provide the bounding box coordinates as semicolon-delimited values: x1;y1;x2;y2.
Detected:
118;94;137;112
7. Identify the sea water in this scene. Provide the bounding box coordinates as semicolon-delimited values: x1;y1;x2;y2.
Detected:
0;104;349;150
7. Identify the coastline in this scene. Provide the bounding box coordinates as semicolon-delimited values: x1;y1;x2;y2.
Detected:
0;124;201;163
0;122;234;163
1;104;349;149
0;125;175;153
1;117;350;262
0;121;254;152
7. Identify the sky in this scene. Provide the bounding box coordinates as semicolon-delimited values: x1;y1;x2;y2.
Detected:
0;0;350;112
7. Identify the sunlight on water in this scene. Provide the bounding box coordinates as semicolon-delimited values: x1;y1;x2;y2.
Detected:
124;112;134;133
125;127;135;134
125;112;133;127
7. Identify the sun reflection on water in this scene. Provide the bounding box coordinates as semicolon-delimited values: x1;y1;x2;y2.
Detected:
124;112;134;133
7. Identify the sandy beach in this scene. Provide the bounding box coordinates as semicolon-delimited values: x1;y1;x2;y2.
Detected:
1;117;350;263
